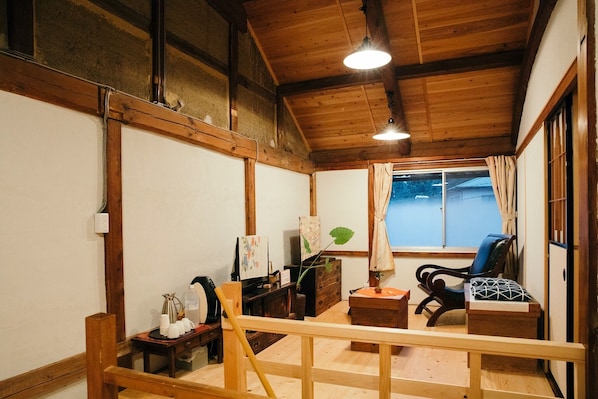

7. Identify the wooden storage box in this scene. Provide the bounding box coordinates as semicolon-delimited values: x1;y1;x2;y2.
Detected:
349;288;409;355
466;289;541;372
286;258;342;317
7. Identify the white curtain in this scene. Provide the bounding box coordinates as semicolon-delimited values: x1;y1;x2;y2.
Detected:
486;155;518;280
370;163;394;271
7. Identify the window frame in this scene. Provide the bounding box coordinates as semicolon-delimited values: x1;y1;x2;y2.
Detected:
387;165;500;252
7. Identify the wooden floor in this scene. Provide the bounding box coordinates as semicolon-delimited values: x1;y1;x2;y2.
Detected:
119;301;555;399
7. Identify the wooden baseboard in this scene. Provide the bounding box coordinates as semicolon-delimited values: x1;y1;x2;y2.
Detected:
0;339;136;399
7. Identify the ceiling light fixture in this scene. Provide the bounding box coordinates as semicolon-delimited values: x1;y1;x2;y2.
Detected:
373;91;410;141
343;0;391;70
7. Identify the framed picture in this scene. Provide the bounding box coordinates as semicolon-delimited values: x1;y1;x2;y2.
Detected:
299;216;320;262
237;235;269;280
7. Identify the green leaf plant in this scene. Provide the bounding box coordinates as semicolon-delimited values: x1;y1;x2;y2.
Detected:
297;226;354;291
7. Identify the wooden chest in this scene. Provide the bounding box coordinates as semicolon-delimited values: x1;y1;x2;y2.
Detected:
466;293;541;371
286;258;342;317
349;288;409;355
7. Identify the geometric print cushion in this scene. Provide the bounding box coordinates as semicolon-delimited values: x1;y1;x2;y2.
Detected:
470;277;519;287
471;281;533;302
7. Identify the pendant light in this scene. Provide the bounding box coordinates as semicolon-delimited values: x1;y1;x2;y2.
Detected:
343;0;391;70
373;91;410;141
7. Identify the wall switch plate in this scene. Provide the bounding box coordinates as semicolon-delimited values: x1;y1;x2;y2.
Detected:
94;213;109;233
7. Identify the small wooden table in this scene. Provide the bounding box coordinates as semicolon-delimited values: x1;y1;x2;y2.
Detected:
349;287;410;355
131;322;222;377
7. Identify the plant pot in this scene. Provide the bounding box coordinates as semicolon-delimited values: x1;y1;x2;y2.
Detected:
295;292;306;321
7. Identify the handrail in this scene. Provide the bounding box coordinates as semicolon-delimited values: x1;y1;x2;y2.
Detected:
85;282;586;399
218;282;586;399
85;313;270;399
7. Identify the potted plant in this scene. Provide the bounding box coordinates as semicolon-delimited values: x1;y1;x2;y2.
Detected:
294;226;354;319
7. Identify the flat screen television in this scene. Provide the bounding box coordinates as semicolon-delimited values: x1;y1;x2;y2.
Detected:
231;235;269;294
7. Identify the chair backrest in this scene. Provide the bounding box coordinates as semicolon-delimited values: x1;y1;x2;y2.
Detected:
469;233;515;276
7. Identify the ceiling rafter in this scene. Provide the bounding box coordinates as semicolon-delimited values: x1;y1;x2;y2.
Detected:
277;50;524;97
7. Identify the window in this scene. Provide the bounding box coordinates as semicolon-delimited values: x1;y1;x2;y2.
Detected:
386;168;502;249
547;97;572;245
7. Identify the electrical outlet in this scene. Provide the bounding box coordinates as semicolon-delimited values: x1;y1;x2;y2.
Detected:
94;213;109;233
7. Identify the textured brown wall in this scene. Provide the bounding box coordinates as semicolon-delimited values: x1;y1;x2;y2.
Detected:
23;0;308;158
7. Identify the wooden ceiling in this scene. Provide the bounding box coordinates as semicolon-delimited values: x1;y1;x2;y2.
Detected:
241;0;538;165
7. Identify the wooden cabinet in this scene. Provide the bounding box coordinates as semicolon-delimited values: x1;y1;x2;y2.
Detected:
286;258;341;317
242;282;296;354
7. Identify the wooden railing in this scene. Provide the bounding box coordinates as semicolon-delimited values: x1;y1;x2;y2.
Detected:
217;282;586;399
85;281;586;399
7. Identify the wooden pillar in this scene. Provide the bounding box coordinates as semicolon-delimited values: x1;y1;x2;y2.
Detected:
104;118;126;341
300;336;314;399
245;158;256;235
85;313;118;399
220;282;247;392
378;344;391;399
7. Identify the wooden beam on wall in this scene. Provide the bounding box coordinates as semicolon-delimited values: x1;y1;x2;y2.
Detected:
104;118;126;342
311;136;513;169
245;158;256;235
7;0;34;57
576;0;597;396
151;0;165;104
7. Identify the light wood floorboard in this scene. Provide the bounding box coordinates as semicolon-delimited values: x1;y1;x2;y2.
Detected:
119;302;554;399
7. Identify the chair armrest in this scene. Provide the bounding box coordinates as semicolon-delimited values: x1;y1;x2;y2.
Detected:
415;263;470;284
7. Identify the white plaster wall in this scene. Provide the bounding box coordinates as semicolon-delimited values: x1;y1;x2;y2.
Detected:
0;91;105;399
316;169;369;297
315;169;473;301
514;0;577;306
121;127;246;336
517;0;577;147
517;129;547;305
255;163;310;270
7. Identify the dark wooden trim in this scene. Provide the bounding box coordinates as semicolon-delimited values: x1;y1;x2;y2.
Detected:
151;0;165;103
7;0;34;57
105;118;126;342
515;61;577;158
245;158;256;235
0;52;102;116
277;50;524;97
206;0;247;32
0;353;86;399
310;173;317;216
229;24;239;132
576;0;597;396
510;0;558;145
323;250;475;258
312;136;512;170
90;0;149;31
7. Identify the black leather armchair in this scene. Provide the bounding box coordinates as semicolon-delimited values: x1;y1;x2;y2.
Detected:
414;233;516;326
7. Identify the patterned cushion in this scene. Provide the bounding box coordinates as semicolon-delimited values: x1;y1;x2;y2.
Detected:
470;279;532;302
470;277;518;287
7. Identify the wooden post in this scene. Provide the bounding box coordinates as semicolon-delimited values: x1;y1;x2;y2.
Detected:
378;343;391;399
220;282;247;392
468;352;482;399
300;336;314;399
85;313;118;399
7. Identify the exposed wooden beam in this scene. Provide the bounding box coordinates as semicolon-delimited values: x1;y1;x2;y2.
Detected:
151;0;165;103
510;0;558;144
310;136;514;169
368;0;409;154
278;50;525;97
7;0;34;57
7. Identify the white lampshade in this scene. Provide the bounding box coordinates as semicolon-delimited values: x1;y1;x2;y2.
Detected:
343;37;391;70
373;118;410;141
